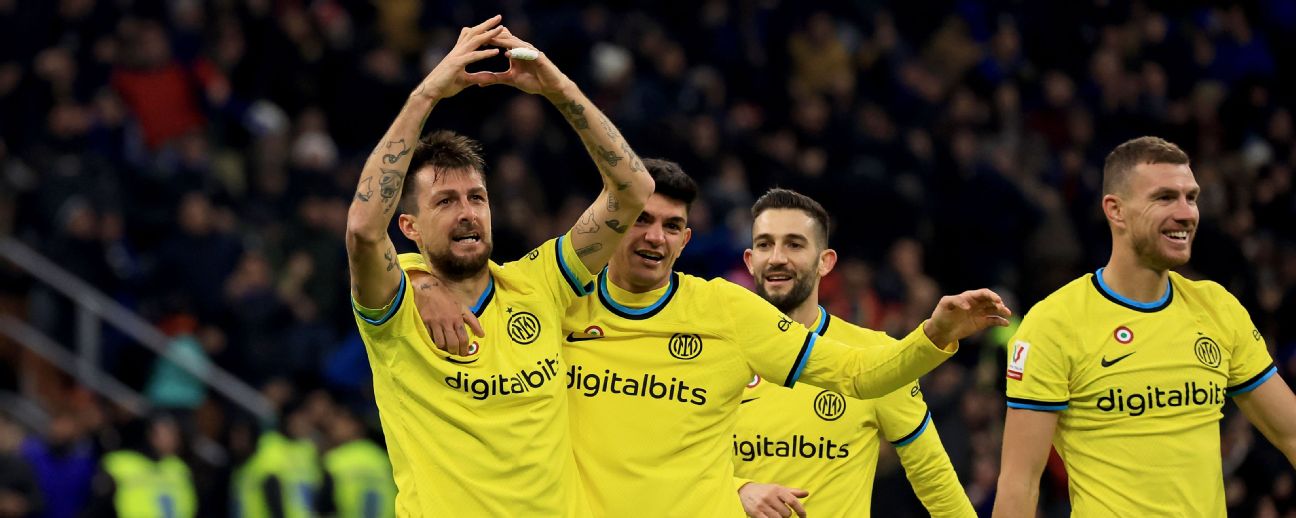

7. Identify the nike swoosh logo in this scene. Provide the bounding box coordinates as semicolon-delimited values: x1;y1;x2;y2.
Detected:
1101;352;1135;368
740;398;759;404
565;332;605;342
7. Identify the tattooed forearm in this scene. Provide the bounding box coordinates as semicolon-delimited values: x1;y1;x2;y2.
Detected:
599;115;620;140
605;219;627;233
576;243;603;257
355;176;374;202
575;209;600;234
382;139;410;164
595;145;623;167
606;194;619;212
620;141;644;173
384;248;396;271
379;169;404;210
558;101;589;130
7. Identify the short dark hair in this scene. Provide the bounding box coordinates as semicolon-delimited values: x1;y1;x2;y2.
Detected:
643;158;698;208
751;188;831;247
400;130;487;214
1102;136;1190;195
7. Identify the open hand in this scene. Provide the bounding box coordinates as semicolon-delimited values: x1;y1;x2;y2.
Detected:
923;288;1012;346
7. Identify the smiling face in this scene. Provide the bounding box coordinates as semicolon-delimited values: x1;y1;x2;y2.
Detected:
744;208;831;313
608;193;691;292
398;166;494;280
1108;162;1199;271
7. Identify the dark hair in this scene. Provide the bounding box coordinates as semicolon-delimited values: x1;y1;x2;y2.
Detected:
400;130;487;214
1102;136;1190;195
751;188;831;246
643;158;698;208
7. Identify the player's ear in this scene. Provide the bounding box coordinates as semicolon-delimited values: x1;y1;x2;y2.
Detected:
742;248;755;275
398;213;420;241
817;248;837;278
1101;194;1124;230
680;227;693;251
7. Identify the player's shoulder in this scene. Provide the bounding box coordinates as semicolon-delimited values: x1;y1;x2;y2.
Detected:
1022;274;1093;322
1169;271;1239;306
821;313;894;346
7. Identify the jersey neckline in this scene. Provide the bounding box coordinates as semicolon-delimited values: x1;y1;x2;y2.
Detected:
596;270;680;320
1091;267;1173;313
810;305;832;336
470;275;495;317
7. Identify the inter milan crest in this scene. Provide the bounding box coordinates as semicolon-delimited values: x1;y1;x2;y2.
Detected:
813;390;846;421
508;312;541;345
1194;335;1221;368
668;333;703;360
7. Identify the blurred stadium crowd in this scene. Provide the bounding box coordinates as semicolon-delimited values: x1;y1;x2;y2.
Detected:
1;0;1295;516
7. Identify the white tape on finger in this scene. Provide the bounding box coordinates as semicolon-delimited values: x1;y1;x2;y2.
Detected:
509;47;539;61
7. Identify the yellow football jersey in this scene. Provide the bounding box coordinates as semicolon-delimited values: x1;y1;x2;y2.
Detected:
1005;269;1276;516
356;234;594;516
563;272;955;517
732;306;973;517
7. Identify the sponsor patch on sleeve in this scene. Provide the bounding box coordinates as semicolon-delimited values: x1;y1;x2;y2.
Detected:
1007;341;1030;381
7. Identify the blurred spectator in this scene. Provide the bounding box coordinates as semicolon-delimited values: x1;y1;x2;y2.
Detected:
19;411;93;518
0;416;41;518
0;1;1294;515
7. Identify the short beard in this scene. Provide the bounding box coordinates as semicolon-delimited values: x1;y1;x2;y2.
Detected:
756;269;817;314
426;242;492;281
1131;232;1189;272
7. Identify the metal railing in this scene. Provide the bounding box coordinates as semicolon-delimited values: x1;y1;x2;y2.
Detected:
0;237;275;423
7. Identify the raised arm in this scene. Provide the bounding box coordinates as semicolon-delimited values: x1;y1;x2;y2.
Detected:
476;28;654;273
345;16;505;309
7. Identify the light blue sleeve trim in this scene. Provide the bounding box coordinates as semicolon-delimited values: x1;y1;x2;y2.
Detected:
891;412;932;447
1006;401;1068;412
556;235;594;296
353;273;406;326
786;333;819;386
1227;366;1278;397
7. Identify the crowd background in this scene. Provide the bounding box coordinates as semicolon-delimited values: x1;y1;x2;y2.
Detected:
1;0;1295;516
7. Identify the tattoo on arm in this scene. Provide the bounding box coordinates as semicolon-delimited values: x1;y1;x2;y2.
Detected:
606;194;619;212
558;102;589;130
576;243;603;257
382;139;410;164
575;209;600;234
355;176;374;202
621;141;644;173
605;219;627;233
379;169;404;211
599;115;620;140
595;145;623;167
384;248;396;271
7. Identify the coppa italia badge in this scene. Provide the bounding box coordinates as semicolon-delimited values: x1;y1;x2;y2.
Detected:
1007;341;1029;381
1114;326;1134;344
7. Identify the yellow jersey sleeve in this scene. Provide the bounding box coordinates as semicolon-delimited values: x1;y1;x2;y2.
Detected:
798;324;953;400
1218;289;1277;396
877;385;975;517
1004;300;1073;411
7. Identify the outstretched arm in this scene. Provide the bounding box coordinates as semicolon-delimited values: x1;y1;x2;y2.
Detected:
346;16;505;309
477;28;654;273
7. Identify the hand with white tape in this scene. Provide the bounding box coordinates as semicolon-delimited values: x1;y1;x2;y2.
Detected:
468;27;572;99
